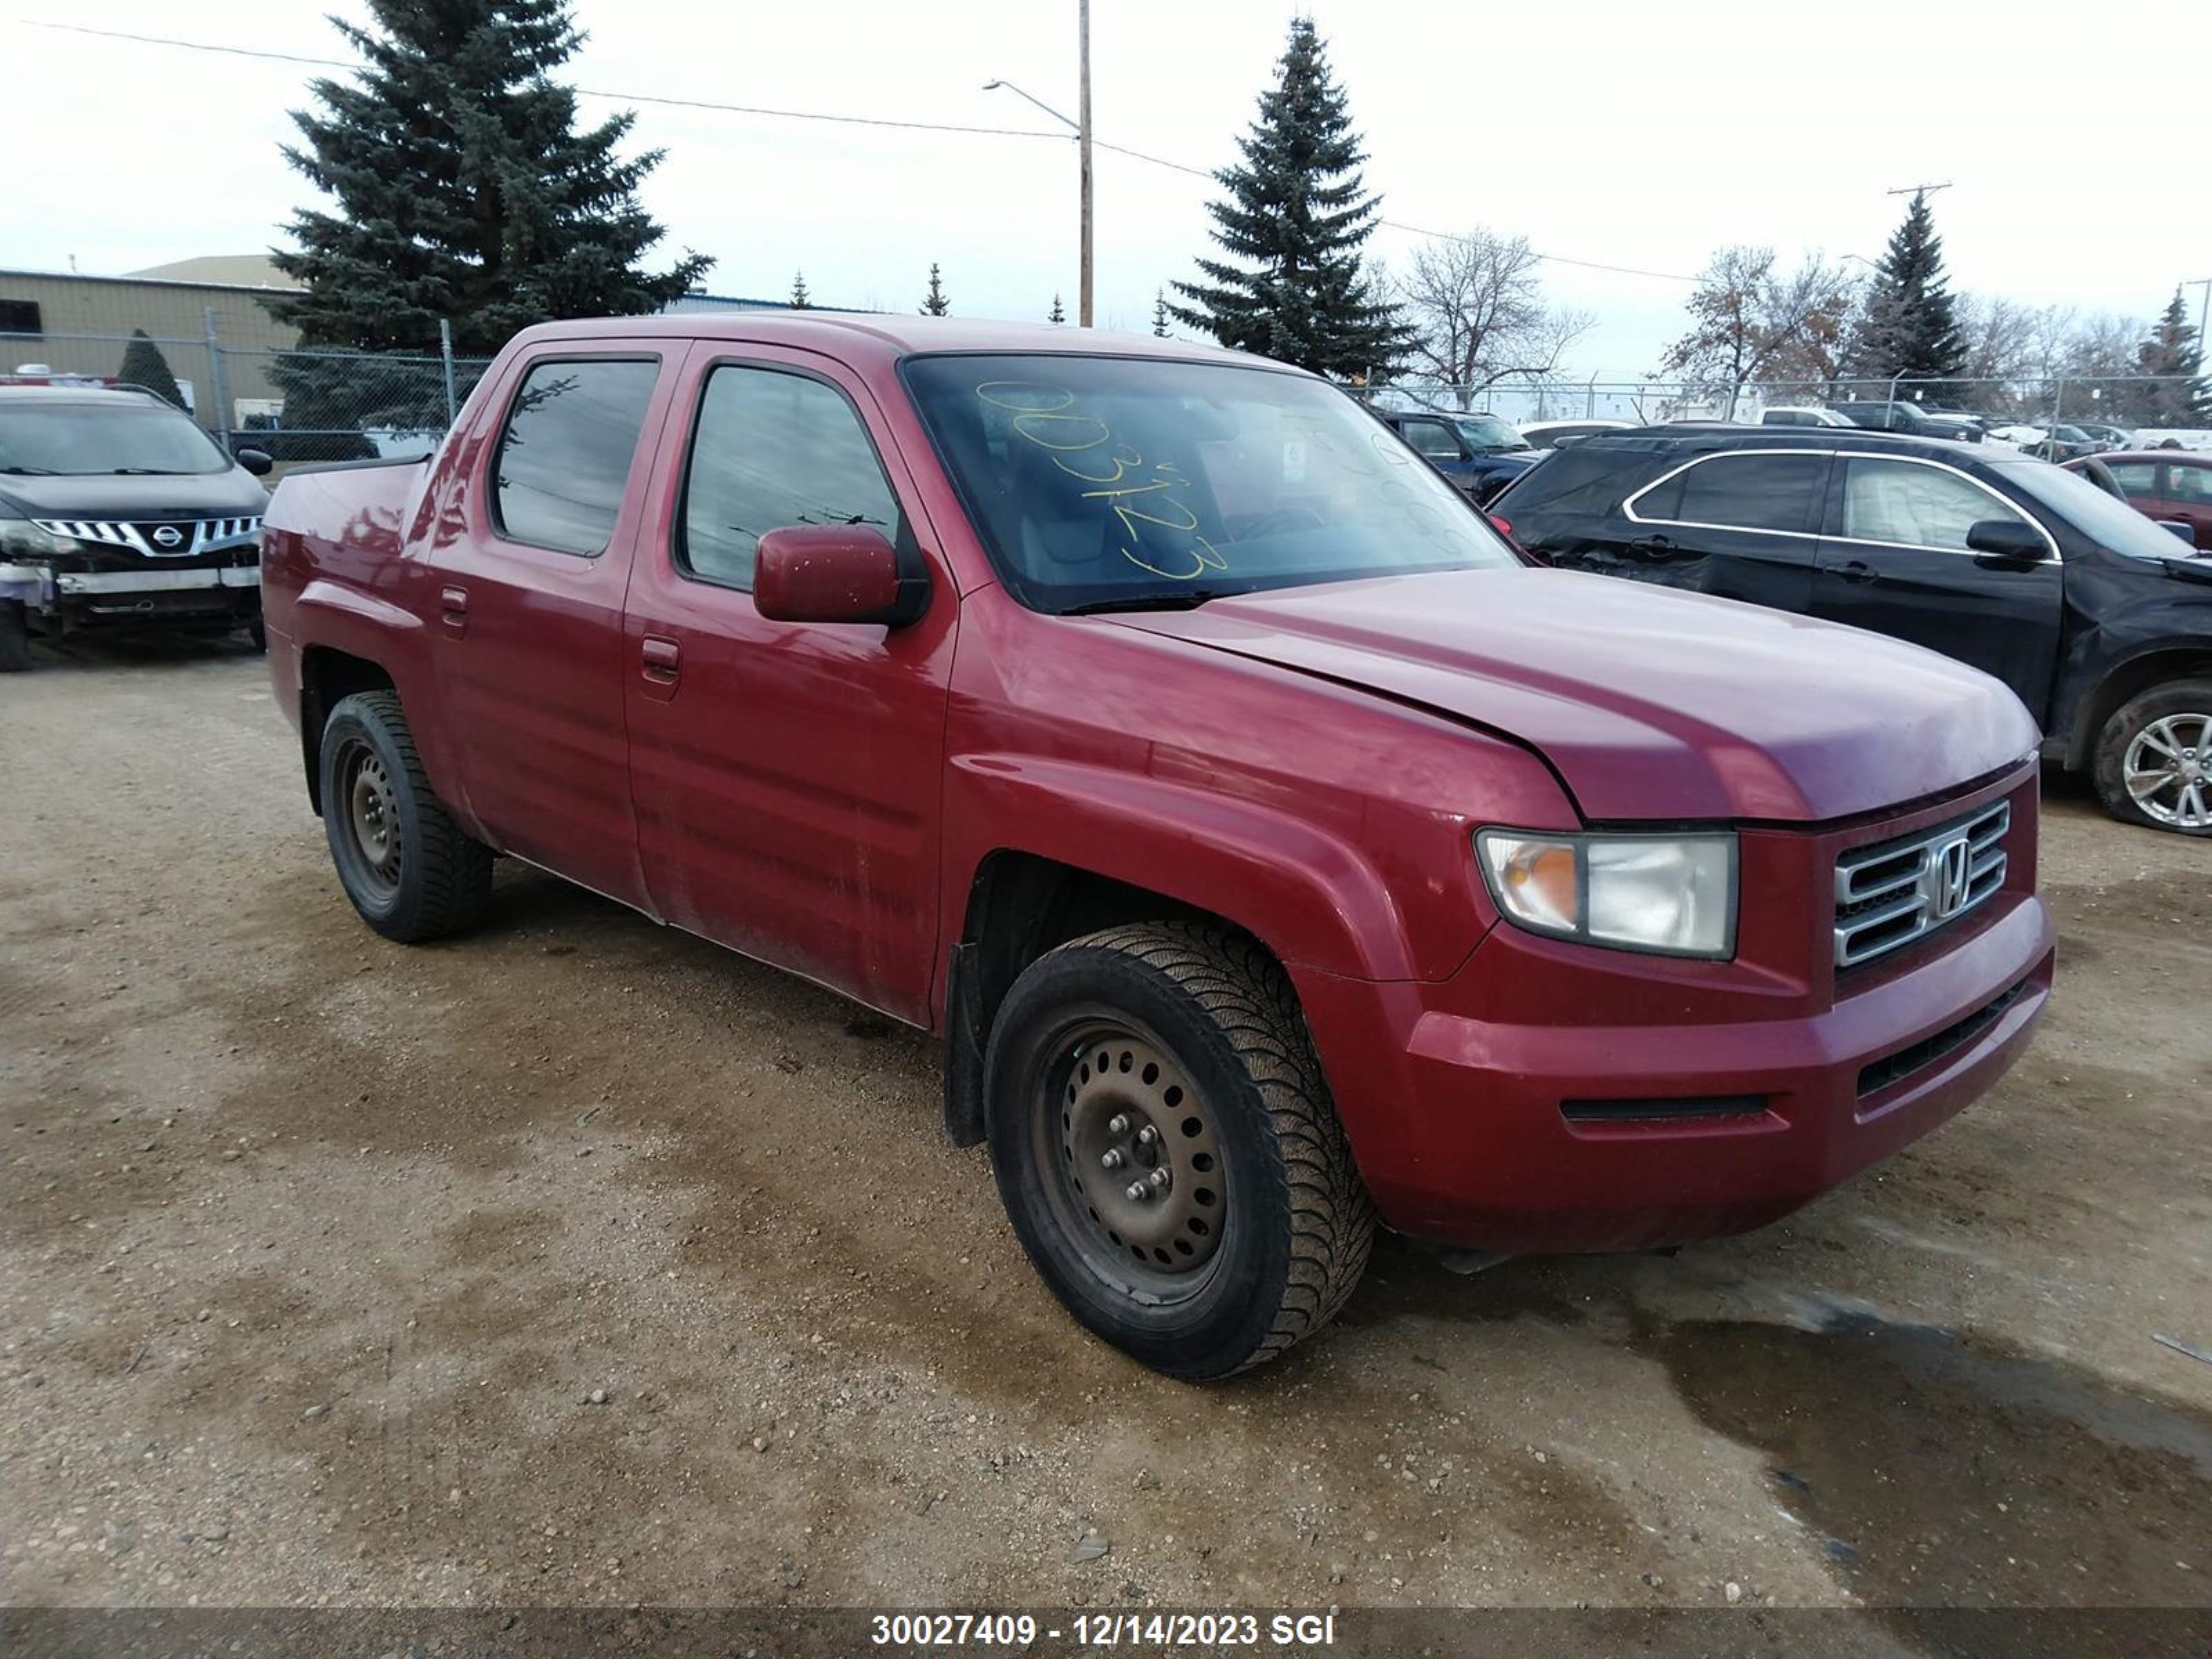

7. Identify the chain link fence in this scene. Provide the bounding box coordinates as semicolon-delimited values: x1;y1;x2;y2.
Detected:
1;326;494;468
1365;373;2212;447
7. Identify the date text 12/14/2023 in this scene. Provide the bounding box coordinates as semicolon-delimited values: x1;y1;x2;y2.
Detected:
868;1611;1340;1648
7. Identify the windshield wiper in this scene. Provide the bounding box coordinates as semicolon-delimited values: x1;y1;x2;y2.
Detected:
1060;588;1229;616
107;467;190;475
0;465;62;475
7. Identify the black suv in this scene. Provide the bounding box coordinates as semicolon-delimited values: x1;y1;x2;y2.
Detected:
1488;426;2212;834
0;385;272;671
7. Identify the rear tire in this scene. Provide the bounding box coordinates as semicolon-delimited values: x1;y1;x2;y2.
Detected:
2091;678;2212;836
319;691;494;939
984;921;1374;1379
0;601;30;673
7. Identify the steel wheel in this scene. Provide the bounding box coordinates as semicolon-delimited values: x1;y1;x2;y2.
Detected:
339;739;403;900
1037;1016;1227;1300
2122;711;2212;830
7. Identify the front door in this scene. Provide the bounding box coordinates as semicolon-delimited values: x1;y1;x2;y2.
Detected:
1809;453;2064;718
620;345;959;1023
428;346;677;910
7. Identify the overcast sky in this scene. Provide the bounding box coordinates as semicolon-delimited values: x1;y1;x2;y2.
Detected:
6;0;2204;372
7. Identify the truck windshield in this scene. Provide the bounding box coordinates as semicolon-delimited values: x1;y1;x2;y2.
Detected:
1448;413;1530;453
903;354;1521;613
1997;458;2203;563
0;402;230;476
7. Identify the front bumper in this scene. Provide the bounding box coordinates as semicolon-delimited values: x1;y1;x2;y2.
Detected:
1293;773;2054;1254
1;561;261;626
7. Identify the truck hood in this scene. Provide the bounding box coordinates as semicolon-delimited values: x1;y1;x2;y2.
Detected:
0;467;269;520
1108;570;2038;823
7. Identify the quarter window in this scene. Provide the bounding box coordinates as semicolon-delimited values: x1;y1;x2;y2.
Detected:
1635;452;1827;534
1839;457;2031;552
679;366;903;591
492;358;659;557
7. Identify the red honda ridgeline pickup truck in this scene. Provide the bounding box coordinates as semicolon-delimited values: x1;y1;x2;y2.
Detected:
263;316;2054;1378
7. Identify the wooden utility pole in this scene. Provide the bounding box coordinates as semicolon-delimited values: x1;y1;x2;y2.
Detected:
1078;0;1094;328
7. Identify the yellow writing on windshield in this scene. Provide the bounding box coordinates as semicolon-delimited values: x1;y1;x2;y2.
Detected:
976;380;1227;581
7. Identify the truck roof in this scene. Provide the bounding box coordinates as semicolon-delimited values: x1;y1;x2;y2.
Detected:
509;312;1288;373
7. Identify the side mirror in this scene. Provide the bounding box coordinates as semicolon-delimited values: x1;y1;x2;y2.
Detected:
753;525;926;626
235;448;274;477
1965;518;2046;562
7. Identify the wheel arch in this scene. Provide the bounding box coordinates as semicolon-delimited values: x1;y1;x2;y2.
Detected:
297;646;397;815
2061;645;2212;771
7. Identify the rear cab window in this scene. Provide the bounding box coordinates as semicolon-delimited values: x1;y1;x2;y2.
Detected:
491;357;662;556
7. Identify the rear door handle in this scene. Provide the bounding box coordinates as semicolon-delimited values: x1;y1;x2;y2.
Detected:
1833;559;1877;585
439;585;468;635
640;635;681;701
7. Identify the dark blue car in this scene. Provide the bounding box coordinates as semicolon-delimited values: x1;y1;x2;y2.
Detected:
1374;407;1543;503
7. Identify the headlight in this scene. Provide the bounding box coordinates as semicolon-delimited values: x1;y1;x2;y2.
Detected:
1475;829;1737;959
0;518;77;559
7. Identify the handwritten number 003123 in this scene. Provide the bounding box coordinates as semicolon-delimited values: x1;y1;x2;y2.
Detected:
974;381;1228;583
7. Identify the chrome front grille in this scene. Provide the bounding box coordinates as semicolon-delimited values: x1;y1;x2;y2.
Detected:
32;516;263;559
1834;800;2009;970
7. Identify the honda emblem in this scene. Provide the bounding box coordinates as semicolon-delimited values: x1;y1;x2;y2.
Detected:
1927;834;1973;919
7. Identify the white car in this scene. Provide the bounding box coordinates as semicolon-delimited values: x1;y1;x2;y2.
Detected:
1518;418;1639;447
1757;406;1855;428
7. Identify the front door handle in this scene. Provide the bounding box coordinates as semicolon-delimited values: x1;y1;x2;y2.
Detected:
640;635;681;701
1628;535;1677;560
439;585;468;635
1833;560;1878;585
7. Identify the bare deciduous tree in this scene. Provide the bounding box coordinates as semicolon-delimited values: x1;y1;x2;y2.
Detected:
1395;230;1591;407
1663;246;1855;414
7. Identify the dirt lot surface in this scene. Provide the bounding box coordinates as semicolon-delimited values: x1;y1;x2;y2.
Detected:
3;640;2209;1628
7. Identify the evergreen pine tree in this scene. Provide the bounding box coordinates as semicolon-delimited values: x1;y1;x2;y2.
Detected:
270;0;709;357
2134;289;2210;426
1049;293;1067;325
1152;289;1171;338
921;263;950;317
1842;189;1966;391
790;270;813;310
117;329;189;411
1167;17;1407;378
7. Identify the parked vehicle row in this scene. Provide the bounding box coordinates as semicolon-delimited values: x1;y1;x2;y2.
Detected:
257;315;2054;1378
1490;425;2212;833
2065;449;2212;549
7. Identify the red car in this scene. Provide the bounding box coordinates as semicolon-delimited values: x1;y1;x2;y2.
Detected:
261;316;2054;1378
2067;449;2212;549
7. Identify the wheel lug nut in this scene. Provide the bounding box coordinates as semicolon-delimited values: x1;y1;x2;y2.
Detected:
1148;1168;1170;1189
1136;1125;1159;1146
1100;1149;1125;1170
1107;1114;1130;1135
1125;1182;1149;1202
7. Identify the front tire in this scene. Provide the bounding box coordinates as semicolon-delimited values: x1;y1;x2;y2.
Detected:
0;601;30;673
319;691;494;940
2092;679;2212;836
984;921;1374;1379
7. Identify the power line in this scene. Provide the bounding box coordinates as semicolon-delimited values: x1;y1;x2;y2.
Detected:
13;15;1699;283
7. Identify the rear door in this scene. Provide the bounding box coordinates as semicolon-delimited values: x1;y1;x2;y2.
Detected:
427;344;677;909
619;344;959;1023
1566;447;1830;610
1810;452;2064;715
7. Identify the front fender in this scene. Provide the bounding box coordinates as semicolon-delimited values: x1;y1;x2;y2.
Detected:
941;753;1465;988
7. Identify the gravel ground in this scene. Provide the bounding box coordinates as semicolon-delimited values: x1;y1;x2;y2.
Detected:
2;638;2208;1626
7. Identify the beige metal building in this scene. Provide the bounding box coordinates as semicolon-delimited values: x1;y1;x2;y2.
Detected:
0;259;303;424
